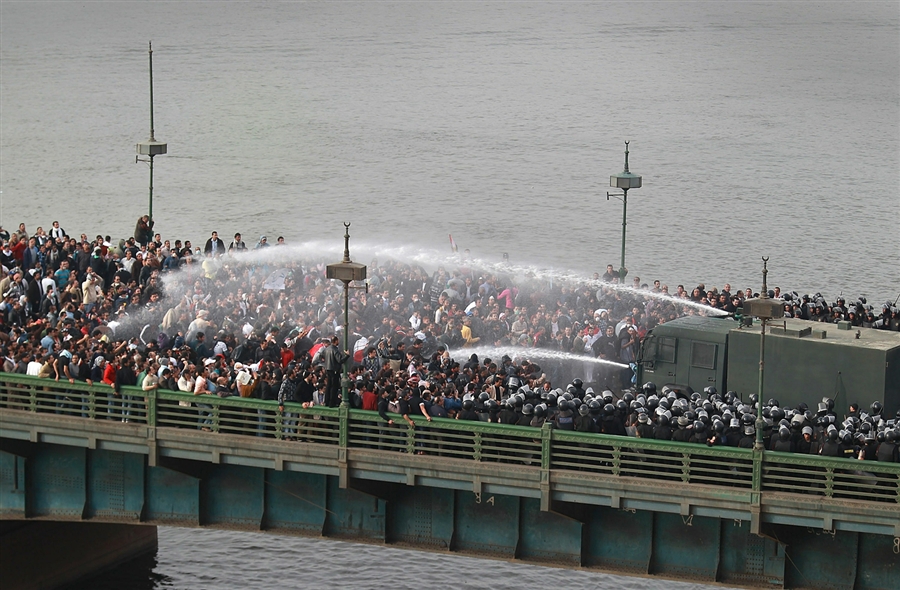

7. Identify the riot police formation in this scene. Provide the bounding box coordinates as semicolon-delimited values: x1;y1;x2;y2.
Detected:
447;376;899;464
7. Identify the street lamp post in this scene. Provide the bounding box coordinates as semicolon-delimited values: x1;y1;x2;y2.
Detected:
326;223;367;407
136;41;167;222
742;257;784;450
608;141;642;281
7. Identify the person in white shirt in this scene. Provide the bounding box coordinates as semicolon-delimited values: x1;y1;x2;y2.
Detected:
26;355;43;376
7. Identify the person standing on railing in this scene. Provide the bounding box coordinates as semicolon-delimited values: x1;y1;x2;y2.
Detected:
323;336;349;407
277;362;302;440
141;363;160;424
377;388;395;425
408;385;432;455
115;355;136;422
193;365;214;431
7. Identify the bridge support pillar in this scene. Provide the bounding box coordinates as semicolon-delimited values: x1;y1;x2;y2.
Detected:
518;497;582;565
0;521;157;590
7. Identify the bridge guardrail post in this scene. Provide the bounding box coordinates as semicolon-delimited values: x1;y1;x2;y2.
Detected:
681;452;690;483
212;402;220;433
339;403;349;449
612;443;622;477
28;382;37;413
752;449;763;493
540;422;552;511
88;386;96;420
406;422;415;455
147;388;157;427
750;449;763;535
824;466;834;498
473;431;482;461
338;405;350;488
275;409;283;440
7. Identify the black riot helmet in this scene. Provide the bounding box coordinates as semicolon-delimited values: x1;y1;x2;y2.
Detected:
462;399;475;411
572;378;583;389
522;403;534;416
871;401;883;416
642;382;657;395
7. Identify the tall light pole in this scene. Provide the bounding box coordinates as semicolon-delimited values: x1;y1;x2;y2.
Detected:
326;223;367;407
742;258;784;450
608;141;642;282
136;41;167;222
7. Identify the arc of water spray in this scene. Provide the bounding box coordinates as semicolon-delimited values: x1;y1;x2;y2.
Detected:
112;238;729;336
458;345;630;369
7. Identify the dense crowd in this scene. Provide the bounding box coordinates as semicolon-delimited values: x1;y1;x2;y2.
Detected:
0;219;897;462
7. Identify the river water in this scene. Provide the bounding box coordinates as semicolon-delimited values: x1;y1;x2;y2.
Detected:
1;1;898;587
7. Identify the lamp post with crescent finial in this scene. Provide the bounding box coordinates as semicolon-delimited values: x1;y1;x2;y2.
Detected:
742;258;784;450
326;223;367;407
608;141;642;282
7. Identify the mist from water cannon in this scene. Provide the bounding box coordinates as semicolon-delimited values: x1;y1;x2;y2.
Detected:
111;237;729;340
456;345;630;369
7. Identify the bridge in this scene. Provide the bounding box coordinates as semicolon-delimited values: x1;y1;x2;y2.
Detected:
0;373;897;589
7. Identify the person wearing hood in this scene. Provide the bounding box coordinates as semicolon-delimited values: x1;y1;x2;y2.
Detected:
255;235;270;249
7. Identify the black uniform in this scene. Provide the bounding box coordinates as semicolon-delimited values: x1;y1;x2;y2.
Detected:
819;440;842;457
576;414;600;433
635;423;655;439
771;438;794;453
737;435;755;449
458;408;480;421
672;426;692;443
499;407;519;425
654;425;673;441
554;409;575;431
875;442;899;463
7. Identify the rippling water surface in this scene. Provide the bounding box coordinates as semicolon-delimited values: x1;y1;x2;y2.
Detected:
69;527;724;590
2;2;898;587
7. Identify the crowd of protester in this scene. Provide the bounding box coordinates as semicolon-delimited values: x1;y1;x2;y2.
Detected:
0;219;897;463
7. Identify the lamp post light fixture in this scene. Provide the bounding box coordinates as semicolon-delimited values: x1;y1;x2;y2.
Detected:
326;223;367;407
608;141;642;282
742;257;784;451
135;41;167;222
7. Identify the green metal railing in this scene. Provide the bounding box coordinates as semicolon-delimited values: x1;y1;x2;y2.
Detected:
1;373;898;502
